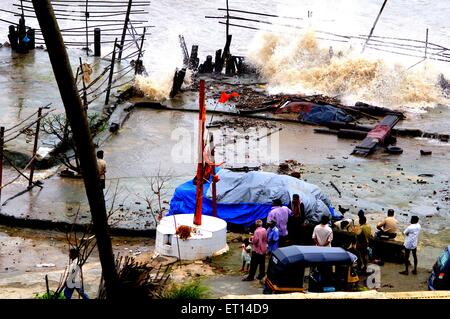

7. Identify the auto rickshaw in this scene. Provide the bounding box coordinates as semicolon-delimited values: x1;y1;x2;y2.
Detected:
428;246;450;290
263;245;359;294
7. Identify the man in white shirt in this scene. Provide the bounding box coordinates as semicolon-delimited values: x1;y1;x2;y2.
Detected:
64;248;89;299
312;215;333;247
97;150;106;190
399;216;421;275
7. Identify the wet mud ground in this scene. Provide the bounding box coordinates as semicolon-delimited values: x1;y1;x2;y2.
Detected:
0;227;432;298
0;225;153;298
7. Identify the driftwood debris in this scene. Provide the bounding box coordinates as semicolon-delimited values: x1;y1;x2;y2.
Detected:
330;180;342;197
337;129;369;140
352;114;401;156
323;121;449;141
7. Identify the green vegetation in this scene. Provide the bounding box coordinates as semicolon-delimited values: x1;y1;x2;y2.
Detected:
35;291;65;299
162;280;210;299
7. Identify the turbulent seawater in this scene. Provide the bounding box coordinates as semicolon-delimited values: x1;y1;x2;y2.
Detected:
248;31;450;110
141;0;450;112
2;0;450;109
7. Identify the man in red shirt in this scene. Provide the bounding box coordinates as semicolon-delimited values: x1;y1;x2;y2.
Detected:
242;219;268;281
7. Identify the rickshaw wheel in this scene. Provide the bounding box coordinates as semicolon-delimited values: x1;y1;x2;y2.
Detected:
262;284;273;294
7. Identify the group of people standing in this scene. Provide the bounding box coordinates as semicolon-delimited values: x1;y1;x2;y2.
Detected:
336;208;422;276
241;196;423;282
242;197;301;281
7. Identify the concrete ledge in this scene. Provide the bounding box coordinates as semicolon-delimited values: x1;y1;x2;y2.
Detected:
0;213;155;237
221;290;450;299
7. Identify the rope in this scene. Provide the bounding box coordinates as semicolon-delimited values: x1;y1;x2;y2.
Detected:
4;110;39;133
0;153;37;190
3;110;54;144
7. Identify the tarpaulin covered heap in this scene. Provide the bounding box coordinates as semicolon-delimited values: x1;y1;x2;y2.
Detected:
168;169;337;227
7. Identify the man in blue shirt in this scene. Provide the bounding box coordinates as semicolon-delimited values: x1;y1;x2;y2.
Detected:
267;220;280;255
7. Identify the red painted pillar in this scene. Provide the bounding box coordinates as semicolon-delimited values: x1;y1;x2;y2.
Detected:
194;80;206;225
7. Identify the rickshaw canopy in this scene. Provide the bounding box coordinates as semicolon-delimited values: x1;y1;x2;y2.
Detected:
272;245;357;267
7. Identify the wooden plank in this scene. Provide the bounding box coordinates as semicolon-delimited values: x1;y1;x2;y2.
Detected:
352;114;400;156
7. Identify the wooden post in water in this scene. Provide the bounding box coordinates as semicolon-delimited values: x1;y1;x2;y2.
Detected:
94;28;101;57
424;28;429;58
225;0;230;41
361;0;388;53
0;127;4;205
8;25;18;51
118;0;133;61
135;27;146;75
105;38;118;105
31;0;119;299
28;107;42;189
27;28;35;50
84;0;89;54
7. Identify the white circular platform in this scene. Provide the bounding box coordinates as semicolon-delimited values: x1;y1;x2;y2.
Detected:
155;214;228;260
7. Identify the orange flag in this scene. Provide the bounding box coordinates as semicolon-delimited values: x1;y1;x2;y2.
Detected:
218;91;240;103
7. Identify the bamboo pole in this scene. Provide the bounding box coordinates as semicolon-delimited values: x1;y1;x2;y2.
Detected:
207;14;276;25
14;7;147;18
31;0;119;299
118;0;133;61
424;28;429;58
217;7;303;20
94;27;101;56
12;3;148;15
85;0;89;54
225;0;229;41
135;27;146;75
28;107;42;189
24;0;149;3
105;38;118;105
218;21;259;31
10;18;150;33
361;0;388;53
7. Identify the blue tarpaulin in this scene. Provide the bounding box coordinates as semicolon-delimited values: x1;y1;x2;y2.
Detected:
167;176;272;226
168;169;336;227
300;104;354;124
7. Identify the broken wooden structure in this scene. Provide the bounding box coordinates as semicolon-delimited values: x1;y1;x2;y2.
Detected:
169;68;187;98
3;0;152;52
0;104;54;206
351;114;401;156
